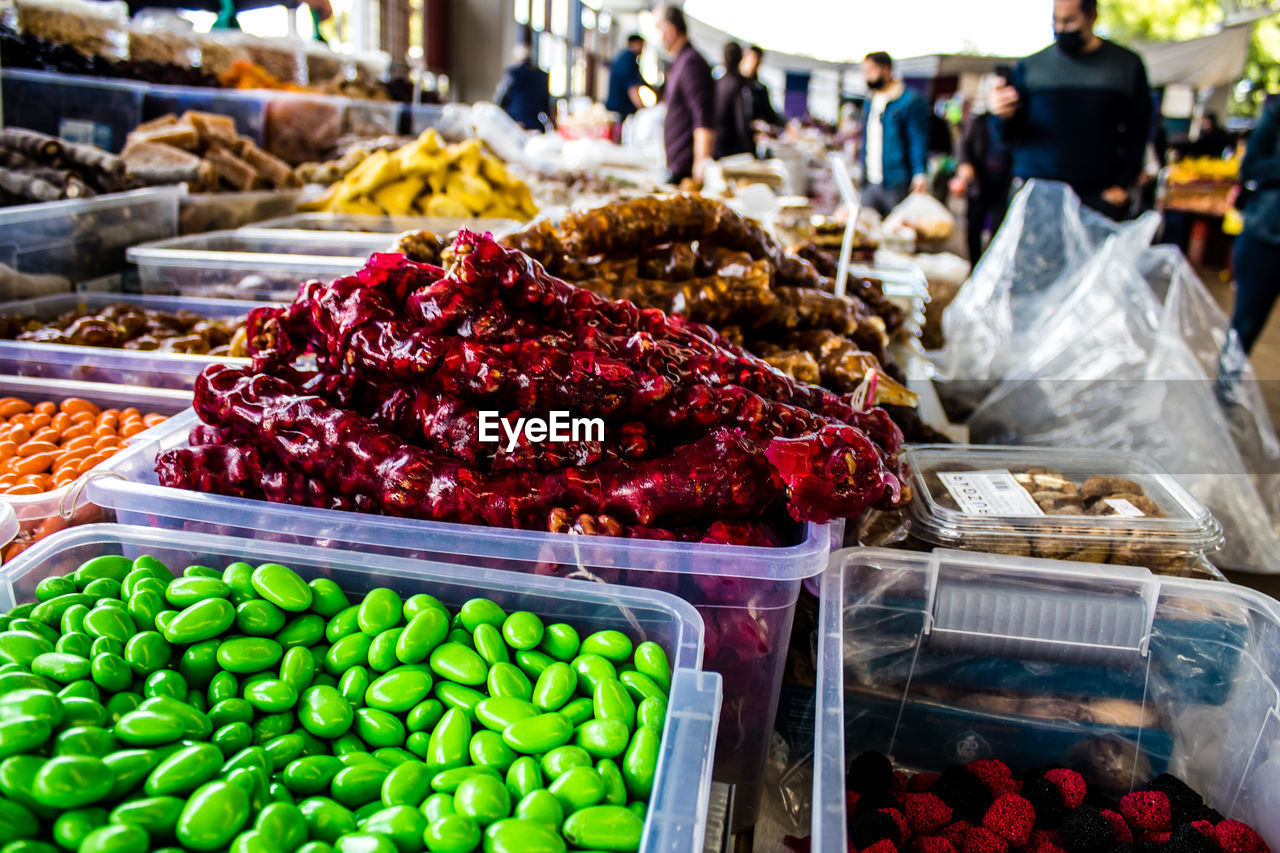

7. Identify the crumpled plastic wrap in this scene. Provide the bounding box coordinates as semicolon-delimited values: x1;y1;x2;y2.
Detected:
964;200;1280;573
933;180;1141;414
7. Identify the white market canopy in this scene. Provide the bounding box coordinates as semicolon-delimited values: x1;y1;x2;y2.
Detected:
629;0;1274;91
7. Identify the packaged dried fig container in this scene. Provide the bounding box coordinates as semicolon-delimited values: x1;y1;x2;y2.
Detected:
902;444;1225;575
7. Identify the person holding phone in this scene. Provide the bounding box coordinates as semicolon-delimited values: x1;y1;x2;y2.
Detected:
988;0;1151;220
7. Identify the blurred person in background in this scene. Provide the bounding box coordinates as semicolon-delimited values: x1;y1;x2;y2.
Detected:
989;0;1151;220
1188;113;1233;159
495;44;552;131
860;51;930;216
655;5;715;184
714;42;755;159
951;87;1012;263
1229;100;1280;356
605;34;649;121
741;45;783;129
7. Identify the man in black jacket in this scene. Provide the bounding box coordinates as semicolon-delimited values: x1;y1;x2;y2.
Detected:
989;0;1151;219
740;45;782;129
714;42;754;159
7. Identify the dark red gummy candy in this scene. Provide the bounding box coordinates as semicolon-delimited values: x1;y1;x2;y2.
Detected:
963;825;1010;853
1120;791;1172;832
880;808;910;843
1212;820;1269;853
967;761;1017;796
904;793;954;836
940;820;972;850
983;794;1035;846
1191;821;1215;838
1101;809;1134;844
862;840;899;853
911;838;957;853
909;773;942;794
1044;769;1087;809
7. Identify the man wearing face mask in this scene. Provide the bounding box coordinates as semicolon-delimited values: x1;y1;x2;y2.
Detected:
988;0;1151;220
860;51;930;217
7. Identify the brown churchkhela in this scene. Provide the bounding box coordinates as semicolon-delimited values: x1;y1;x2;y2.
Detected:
492;195;917;410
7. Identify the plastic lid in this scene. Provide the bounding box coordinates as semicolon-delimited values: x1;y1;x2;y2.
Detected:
903;444;1224;566
0;500;17;550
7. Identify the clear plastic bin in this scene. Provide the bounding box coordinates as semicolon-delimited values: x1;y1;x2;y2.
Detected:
902;444;1225;574
87;409;832;831
0;185;181;286
1;69;142;152
401;103;446;136
0;375;191;561
179;190;302;235
0;292;254;389
140;87;343;165
344;100;401;137
812;547;1280;852
128;229;393;300
1;523;724;853
246;213;520;238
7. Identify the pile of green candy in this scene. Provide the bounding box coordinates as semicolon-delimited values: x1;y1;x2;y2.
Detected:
0;553;675;853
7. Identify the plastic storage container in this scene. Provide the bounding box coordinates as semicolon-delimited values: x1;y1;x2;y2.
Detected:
1;69;142;152
246;213;521;238
128;228;393;300
141;86;343;165
0;375;191;561
813;547;1280;852
0;292;254;388
1;523;724;853
401;103;446;136
0;185;181;288
902;444;1225;574
179;190;302;235
88;409;832;831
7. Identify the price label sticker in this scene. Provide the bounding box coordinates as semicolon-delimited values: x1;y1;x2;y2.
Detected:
1103;497;1146;518
937;470;1045;517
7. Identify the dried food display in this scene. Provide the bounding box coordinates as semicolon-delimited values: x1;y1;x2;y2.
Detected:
0;394;166;498
302;131;538;220
902;446;1225;575
159;231;908;532
836;753;1268;853
0;302;248;356
0;548;681;853
122;111;300;192
13;0;127;60
499;196;917;417
219;57;312;92
0;127;134;205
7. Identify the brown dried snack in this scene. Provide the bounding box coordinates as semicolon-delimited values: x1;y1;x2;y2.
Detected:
127;121;200;151
1079;476;1145;502
205;147;259;191
239;144;298;189
963;691;1024;716
762;349;821;384
121;141;206;188
393;230;445;265
1085;697;1161;728
1087;494;1164;518
185;111;239;146
1018;696;1092;722
1032;491;1086;513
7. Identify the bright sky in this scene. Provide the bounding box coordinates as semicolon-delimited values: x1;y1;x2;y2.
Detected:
683;0;1056;62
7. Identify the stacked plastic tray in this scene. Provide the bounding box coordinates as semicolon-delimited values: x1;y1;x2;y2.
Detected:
87;409;832;831
813;547;1280;851
0;523;724;852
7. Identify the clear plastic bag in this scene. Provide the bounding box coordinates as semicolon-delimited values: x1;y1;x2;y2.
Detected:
934;180;1148;414
127;11;200;67
883;191;956;241
967;227;1280;573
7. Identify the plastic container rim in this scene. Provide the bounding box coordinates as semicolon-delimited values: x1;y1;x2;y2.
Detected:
903;443;1225;552
88;409;833;583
